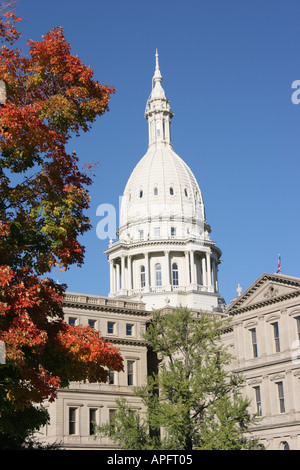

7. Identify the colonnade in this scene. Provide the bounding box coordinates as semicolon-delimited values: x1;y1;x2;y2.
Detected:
109;249;219;295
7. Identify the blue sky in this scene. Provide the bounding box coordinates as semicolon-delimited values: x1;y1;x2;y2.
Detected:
13;0;300;305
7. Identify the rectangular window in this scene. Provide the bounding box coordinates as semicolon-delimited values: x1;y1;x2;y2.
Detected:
250;328;258;358
127;360;135;386
272;322;280;352
107;322;115;334
277;382;285;413
254;386;262;416
68;317;76;326
88;319;96;329
171;227;176;237
296;317;300;341
141;266;145;288
126;324;133;336
155;264;162;287
69;407;77;435
138;230;144;240
156;122;161;137
89;408;97;435
154;227;160;238
108;370;115;385
109;409;116;425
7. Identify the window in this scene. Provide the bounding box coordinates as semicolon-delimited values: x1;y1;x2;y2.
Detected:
171;227;176;237
172;263;179;286
250;328;258;358
277;382;285;413
272;322;280;352
127;360;135;386
139;190;143;198
88;319;96;329
109;409;116;425
154;227;160;238
68;317;76;326
282;441;290;450
254;386;262;416
154;187;158;195
184;188;188;197
108;370;115;385
296;316;300;340
169;187;174;195
156;122;161;136
107;322;115;334
155;263;162;287
138;230;144;240
140;265;145;288
89;408;97;435
69;407;77;435
126;324;133;336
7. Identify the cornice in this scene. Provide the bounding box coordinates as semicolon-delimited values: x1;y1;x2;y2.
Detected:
63;293;149;317
104;238;217;255
227;289;300;316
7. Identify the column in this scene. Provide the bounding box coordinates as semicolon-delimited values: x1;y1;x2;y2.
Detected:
212;259;217;292
116;262;120;292
206;252;212;287
145;252;150;291
109;260;114;294
185;251;190;286
164;251;170;288
202;255;206;287
190;250;195;286
127;255;132;291
121;255;125;291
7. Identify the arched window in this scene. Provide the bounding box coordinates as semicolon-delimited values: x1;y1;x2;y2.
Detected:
281;441;290;450
155;263;162;287
184;188;188;197
139;190;143;198
172;263;179;286
154;187;158;196
140;265;145;288
170;187;174;195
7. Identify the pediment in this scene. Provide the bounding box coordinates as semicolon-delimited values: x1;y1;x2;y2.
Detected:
227;273;300;315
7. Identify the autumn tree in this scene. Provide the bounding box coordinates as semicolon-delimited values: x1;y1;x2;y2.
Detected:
97;307;264;450
0;2;122;448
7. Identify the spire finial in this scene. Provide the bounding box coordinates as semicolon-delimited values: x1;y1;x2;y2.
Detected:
153;48;162;83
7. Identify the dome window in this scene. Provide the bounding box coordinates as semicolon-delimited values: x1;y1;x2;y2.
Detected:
154;187;158;196
140;265;145;288
172;263;179;286
155;264;162;287
184;188;188;197
169;187;174;195
139;190;143;198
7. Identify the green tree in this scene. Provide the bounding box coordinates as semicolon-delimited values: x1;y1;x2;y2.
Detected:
97;307;264;450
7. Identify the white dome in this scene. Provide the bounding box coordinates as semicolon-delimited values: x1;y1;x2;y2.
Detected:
119;144;207;242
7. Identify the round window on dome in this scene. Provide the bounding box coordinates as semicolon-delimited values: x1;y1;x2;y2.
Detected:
139;190;143;198
154;187;158;196
169;187;174;195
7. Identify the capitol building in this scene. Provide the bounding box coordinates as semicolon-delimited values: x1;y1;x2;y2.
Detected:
40;53;300;450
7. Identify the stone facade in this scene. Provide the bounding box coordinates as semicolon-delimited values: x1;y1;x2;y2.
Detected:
38;294;148;449
223;273;300;450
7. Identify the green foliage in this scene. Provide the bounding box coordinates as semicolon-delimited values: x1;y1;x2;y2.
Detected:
97;307;264;450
